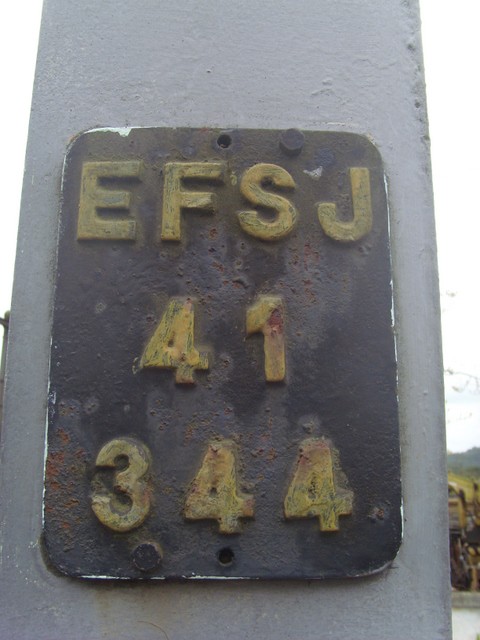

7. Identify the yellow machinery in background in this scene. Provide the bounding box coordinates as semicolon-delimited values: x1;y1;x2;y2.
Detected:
449;482;470;589
448;481;480;590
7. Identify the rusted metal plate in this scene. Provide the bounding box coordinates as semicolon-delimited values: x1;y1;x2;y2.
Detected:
44;127;401;580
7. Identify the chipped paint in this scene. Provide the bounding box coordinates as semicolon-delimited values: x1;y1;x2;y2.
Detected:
303;167;323;180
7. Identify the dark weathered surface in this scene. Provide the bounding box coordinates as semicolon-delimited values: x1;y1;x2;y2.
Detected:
44;127;400;579
1;0;451;636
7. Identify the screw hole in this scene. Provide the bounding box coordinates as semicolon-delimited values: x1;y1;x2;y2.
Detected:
217;547;235;566
217;134;232;149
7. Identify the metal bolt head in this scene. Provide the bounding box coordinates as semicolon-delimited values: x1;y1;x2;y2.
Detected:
132;542;163;572
279;129;305;156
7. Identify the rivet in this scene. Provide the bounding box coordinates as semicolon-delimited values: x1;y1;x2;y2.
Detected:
279;129;305;156
132;542;163;572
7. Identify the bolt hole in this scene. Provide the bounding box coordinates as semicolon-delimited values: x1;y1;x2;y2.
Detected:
217;547;235;566
217;134;232;149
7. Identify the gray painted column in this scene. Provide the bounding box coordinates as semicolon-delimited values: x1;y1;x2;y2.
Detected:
0;1;450;638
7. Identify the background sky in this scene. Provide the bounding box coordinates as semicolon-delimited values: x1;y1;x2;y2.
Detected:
0;1;477;452
420;0;480;452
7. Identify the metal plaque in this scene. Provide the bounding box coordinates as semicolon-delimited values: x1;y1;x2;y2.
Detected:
44;127;401;580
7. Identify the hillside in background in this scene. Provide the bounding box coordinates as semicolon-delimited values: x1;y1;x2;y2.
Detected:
447;448;480;502
448;447;480;477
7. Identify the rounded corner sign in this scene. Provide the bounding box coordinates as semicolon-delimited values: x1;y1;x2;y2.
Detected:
44;127;401;580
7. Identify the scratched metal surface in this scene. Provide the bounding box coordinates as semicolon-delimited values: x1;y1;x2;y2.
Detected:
43;127;401;579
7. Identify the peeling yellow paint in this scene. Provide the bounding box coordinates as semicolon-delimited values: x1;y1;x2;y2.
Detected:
238;163;298;240
140;298;208;384
246;296;285;381
284;438;353;531
77;161;143;240
184;440;254;534
161;162;224;240
317;167;372;241
91;438;152;532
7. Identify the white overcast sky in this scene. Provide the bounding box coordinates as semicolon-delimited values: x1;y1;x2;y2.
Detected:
0;1;478;452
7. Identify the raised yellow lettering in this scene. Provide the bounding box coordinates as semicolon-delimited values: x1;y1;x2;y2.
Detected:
77;161;142;240
246;296;285;381
184;440;254;534
317;167;372;241
161;162;225;240
238;163;298;240
91;438;152;532
284;438;353;531
139;298;208;384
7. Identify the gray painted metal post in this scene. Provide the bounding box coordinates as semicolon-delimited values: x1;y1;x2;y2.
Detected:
0;1;450;638
0;312;9;431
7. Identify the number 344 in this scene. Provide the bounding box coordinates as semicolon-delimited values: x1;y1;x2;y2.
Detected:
91;436;353;536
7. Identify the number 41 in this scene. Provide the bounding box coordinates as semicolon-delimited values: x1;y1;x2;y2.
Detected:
139;296;286;383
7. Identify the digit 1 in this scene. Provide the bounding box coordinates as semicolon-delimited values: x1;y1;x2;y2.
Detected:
246;295;285;382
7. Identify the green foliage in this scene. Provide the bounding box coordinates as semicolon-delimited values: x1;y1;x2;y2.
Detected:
447;447;480;479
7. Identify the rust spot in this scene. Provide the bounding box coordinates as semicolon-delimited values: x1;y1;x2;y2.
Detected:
58;429;71;445
184;422;196;442
267;308;283;333
265;448;277;461
58;402;79;418
209;227;218;239
48;479;62;492
298;452;309;466
369;506;385;522
64;497;80;509
303;241;320;270
45;429;91;553
46;451;65;478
